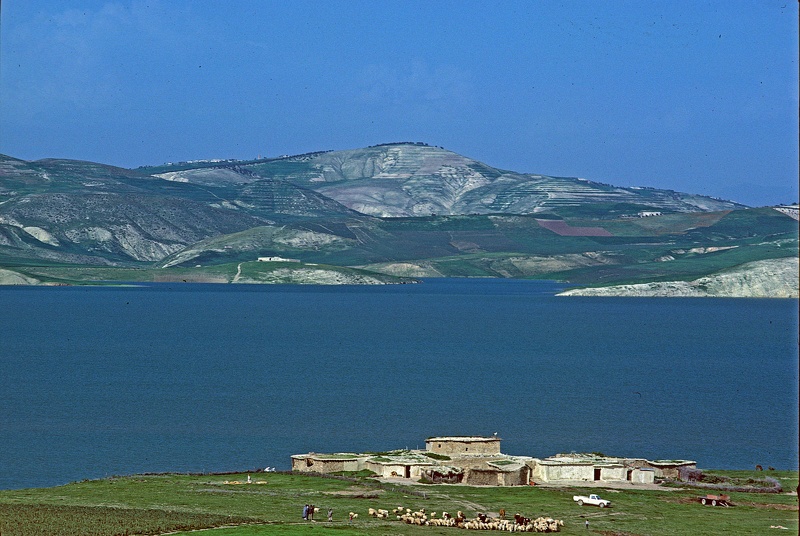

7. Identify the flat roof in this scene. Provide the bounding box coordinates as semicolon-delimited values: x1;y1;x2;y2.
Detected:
290;453;364;460
487;461;526;471
426;436;500;442
366;457;433;466
535;455;697;467
536;459;593;466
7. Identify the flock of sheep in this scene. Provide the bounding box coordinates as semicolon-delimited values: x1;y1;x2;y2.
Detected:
367;506;564;532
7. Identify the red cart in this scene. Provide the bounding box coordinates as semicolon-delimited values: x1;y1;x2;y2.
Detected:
698;494;731;506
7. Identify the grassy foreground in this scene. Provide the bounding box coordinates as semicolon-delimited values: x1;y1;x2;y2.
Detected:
0;471;796;536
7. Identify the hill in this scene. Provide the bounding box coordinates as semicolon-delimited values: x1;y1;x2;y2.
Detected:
140;143;745;218
1;145;797;294
558;257;799;298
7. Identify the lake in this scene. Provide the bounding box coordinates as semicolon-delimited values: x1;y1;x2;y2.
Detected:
0;279;797;490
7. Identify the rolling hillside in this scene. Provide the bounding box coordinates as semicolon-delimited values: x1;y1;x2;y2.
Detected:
140;143;744;218
1;144;796;294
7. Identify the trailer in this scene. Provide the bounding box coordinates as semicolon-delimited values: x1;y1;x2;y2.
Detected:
698;494;731;507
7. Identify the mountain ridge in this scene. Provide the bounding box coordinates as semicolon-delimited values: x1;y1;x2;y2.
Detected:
1;144;796;294
134;143;744;218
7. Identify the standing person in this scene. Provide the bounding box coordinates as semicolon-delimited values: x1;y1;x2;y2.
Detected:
303;504;308;520
328;508;333;522
585;519;589;529
309;504;314;521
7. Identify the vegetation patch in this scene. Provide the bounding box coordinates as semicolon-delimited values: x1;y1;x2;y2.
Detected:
0;471;798;535
421;452;451;461
664;469;787;493
0;503;257;536
330;470;378;478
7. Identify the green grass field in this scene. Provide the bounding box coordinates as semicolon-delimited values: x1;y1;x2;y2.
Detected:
2;206;796;288
1;261;414;286
0;471;796;535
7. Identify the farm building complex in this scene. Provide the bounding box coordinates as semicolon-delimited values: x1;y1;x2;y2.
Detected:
290;436;696;487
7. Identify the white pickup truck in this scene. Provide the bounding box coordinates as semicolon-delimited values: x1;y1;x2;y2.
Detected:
573;494;611;508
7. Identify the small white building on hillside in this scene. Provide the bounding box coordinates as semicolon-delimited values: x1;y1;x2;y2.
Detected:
257;256;300;263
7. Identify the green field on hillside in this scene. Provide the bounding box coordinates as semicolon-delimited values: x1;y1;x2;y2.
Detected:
2;146;797;291
0;261;415;286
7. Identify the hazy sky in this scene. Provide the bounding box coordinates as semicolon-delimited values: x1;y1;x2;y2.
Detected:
1;1;797;206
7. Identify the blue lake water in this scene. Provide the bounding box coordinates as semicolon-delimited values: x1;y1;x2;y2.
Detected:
0;279;797;490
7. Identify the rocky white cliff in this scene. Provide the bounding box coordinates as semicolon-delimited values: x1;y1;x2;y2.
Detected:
558;257;799;298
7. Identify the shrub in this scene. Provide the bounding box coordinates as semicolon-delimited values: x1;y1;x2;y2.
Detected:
422;452;451;461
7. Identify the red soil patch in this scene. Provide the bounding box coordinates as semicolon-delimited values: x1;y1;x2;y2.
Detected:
536;219;614;237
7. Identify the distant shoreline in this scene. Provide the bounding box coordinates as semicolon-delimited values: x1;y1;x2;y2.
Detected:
558;257;799;298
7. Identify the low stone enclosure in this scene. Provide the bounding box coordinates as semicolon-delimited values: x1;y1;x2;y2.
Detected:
290;436;696;487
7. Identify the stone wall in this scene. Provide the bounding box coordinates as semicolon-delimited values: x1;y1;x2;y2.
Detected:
631;468;655;484
426;437;501;456
599;465;626;481
638;461;697;479
498;466;530;486
291;456;361;473
464;468;499;486
533;462;594;482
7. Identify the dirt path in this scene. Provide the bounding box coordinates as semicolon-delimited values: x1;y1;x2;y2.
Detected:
233;263;243;283
531;480;675;491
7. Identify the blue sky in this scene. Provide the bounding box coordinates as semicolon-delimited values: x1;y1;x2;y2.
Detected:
1;1;797;206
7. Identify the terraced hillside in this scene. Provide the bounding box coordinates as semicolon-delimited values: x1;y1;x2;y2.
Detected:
248;144;745;217
139;143;745;218
0;145;796;294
